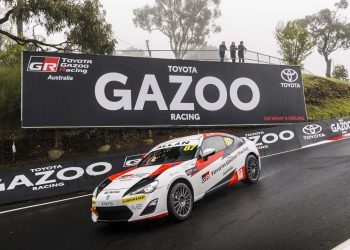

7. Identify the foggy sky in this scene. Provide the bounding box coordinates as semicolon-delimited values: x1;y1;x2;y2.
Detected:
100;0;350;76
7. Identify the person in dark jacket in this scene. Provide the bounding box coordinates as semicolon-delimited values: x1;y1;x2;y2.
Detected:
238;41;246;63
219;41;227;62
230;42;237;63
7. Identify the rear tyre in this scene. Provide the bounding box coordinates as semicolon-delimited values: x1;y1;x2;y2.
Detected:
242;155;260;184
167;182;193;221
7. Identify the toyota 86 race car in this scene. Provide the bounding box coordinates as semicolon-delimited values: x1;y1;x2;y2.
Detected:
91;133;261;222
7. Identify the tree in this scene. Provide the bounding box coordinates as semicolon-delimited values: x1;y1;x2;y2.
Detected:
133;0;221;59
0;0;116;54
332;64;349;81
275;21;315;66
301;0;350;77
0;43;22;130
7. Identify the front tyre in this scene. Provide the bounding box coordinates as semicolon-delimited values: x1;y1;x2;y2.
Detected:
167;182;193;221
242;155;260;184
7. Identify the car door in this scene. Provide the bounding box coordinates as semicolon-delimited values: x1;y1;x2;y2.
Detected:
195;136;227;194
221;136;247;181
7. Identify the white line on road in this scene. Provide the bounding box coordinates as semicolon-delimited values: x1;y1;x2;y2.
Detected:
332;239;350;250
0;194;92;215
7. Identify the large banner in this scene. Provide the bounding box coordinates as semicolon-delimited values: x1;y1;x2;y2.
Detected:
22;51;307;128
239;117;350;157
0;118;349;205
0;149;143;205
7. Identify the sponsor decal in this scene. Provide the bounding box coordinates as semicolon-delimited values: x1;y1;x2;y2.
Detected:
223;166;234;176
27;56;93;81
330;120;350;134
119;173;148;180
243;130;294;150
154;140;199;150
185;166;198;176
27;56;60;72
103;190;120;194
211;147;248;177
101;201;113;207
302;124;325;140
224;137;233;146
130;204;143;210
122;194;146;204
0;162;112;192
202;171;210;183
237;167;244;180
280;68;301;88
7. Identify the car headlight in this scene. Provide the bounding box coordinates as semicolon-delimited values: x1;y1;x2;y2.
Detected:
130;180;159;195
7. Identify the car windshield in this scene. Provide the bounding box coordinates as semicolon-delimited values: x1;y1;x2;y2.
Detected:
138;145;198;167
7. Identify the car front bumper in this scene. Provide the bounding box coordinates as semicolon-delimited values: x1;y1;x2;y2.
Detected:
91;186;168;222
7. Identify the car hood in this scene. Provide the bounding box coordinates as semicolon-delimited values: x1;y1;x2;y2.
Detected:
105;161;190;191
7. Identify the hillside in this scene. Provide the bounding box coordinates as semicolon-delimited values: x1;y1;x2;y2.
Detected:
303;74;350;120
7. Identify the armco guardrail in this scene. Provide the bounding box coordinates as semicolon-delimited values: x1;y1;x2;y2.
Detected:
0;117;349;205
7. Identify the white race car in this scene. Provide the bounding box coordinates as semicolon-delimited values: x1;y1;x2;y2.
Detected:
91;133;261;222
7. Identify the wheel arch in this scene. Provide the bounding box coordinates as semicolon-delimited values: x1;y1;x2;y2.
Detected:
168;177;194;197
247;151;259;160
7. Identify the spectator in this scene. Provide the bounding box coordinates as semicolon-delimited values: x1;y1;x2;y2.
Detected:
238;41;246;63
219;41;227;62
230;42;237;63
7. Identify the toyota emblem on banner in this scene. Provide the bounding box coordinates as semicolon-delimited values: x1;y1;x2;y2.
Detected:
281;69;298;83
303;124;322;135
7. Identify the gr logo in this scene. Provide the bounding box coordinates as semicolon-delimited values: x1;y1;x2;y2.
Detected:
27;56;60;72
281;69;298;83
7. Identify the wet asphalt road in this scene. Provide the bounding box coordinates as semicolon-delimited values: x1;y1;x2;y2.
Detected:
1;139;350;250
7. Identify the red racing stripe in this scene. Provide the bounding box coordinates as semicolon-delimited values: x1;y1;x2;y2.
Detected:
108;167;137;181
229;166;246;186
203;132;230;139
149;162;183;177
328;135;350;141
228;171;239;186
195;151;224;173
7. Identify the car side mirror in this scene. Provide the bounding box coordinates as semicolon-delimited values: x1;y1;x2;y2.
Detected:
202;148;215;161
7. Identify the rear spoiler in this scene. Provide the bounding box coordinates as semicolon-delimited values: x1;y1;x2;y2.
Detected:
123;153;145;168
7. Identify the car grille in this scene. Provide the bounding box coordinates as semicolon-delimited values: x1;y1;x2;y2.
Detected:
96;206;133;221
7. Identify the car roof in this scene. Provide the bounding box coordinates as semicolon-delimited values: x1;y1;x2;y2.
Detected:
150;132;234;152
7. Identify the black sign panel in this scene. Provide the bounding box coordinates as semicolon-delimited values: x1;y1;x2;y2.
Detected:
22;51;307;128
0;150;144;205
238;126;301;157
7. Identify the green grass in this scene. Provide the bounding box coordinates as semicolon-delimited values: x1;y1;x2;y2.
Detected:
303;74;350;120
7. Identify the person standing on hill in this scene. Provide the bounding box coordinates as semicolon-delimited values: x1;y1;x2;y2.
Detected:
230;42;237;63
219;41;227;62
238;41;246;63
